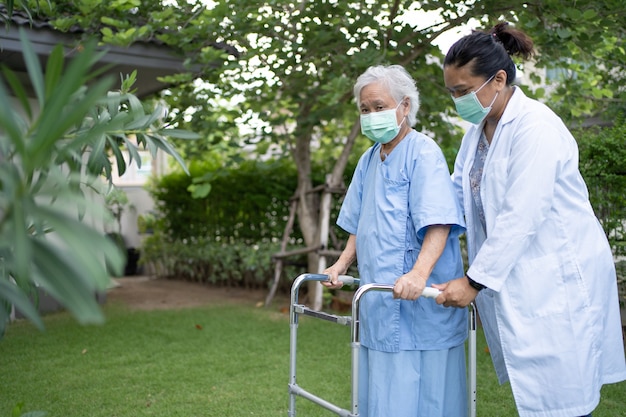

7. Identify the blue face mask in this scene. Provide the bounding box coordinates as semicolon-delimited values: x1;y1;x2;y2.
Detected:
452;75;498;125
360;101;404;144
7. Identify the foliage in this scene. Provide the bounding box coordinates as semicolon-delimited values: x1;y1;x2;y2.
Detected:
517;2;626;121
139;155;355;288
31;1;625;147
0;28;194;337
616;260;626;309
0;0;50;27
141;159;334;289
149;158;300;241
28;3;626;284
575;120;626;257
140;234;304;291
136;211;156;234
576;121;626;308
103;186;133;235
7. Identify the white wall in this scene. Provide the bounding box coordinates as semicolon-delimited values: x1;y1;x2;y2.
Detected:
116;185;155;248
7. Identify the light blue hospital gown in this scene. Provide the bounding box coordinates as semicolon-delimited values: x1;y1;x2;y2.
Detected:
337;130;467;417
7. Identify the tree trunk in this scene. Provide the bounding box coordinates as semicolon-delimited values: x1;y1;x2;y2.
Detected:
293;120;361;310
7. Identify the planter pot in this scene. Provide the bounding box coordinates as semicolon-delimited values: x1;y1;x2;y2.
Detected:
125;247;140;276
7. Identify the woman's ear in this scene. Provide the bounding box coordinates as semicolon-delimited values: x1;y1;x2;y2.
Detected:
402;96;410;115
494;69;508;88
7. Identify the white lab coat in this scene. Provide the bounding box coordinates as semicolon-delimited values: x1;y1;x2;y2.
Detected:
453;87;626;417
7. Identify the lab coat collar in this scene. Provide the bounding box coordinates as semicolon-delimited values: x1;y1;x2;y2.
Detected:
499;85;526;126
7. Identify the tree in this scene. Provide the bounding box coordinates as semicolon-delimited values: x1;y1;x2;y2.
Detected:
515;1;626;121
30;0;625;308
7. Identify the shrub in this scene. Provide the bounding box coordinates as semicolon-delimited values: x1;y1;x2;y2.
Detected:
0;29;194;336
140;233;306;292
149;158;299;242
141;159;314;289
575;119;626;257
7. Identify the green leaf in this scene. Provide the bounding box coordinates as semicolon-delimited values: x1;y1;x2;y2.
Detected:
11;401;24;417
31;76;114;169
582;9;597;20
188;182;212;198
125;92;144;114
149;134;190;175
1;66;33;121
30;238;106;325
124;114;152;130
0;73;26;152
0;279;45;333
120;70;138;93
19;28;46;108
107;136;128;176
35;206;124;285
123;137;142;168
44;45;65;100
11;198;32;288
556;28;572;39
162;128;201;140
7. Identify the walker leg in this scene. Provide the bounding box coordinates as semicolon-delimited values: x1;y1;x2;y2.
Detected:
468;303;477;417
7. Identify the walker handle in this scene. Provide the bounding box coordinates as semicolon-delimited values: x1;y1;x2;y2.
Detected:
421;287;442;299
337;275;358;286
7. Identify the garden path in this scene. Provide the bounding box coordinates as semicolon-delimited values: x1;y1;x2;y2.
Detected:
107;276;289;311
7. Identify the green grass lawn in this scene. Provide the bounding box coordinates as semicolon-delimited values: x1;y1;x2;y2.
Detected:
1;301;624;417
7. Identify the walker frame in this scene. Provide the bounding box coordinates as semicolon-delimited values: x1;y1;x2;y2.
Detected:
287;273;477;417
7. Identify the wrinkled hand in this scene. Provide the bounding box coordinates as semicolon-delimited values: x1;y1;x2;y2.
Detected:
321;266;345;289
393;270;428;300
432;277;478;308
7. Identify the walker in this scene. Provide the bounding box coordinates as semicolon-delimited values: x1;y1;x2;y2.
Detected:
288;273;477;417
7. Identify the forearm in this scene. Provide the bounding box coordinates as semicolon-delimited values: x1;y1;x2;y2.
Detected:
333;234;357;274
411;225;451;277
393;225;451;300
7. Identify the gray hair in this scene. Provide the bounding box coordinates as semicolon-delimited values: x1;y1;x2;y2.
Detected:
353;65;420;127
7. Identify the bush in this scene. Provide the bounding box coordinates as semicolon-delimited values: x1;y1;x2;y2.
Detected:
149;158;299;242
140;233;306;292
140;154;357;290
141;159;314;289
575;119;626;257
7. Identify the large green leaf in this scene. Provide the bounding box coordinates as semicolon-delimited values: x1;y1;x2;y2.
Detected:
0;279;44;335
33;203;125;284
0;70;26;151
1;66;32;120
44;44;64;100
30;239;105;325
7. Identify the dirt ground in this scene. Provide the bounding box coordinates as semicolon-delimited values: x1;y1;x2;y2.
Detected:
106;275;289;311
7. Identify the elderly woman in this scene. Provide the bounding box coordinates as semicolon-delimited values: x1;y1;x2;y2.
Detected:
324;65;468;417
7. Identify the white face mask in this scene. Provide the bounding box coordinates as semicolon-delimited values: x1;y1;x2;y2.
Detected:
359;101;404;144
452;75;498;125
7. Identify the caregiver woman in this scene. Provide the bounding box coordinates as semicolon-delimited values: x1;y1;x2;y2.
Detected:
434;22;626;417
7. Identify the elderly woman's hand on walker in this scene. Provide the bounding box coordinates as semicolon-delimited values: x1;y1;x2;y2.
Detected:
393;270;428;300
322;268;345;289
